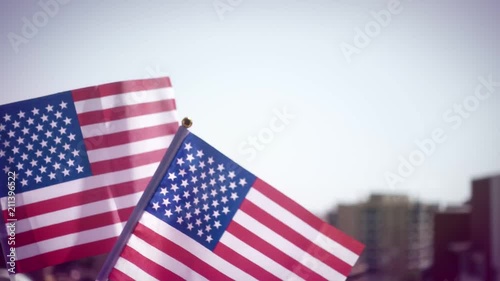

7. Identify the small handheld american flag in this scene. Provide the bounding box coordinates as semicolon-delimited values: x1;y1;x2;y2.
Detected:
97;120;364;281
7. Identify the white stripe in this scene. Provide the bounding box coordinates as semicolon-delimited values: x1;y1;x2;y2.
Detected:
74;87;175;113
219;231;303;281
114;257;159;281
125;234;209;281
87;135;174;162
233;211;346;281
246;188;359;266
15;192;142;233
139;212;257;281
0;162;159;208
80;110;178;138
16;222;126;260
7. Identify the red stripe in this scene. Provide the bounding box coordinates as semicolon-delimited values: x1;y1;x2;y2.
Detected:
214;242;282;281
83;122;178;151
90;149;166;175
71;77;172;102
109;268;135;281
16;237;117;273
253;178;364;255
133;223;232;281
77;99;176;126
240;199;352;276
117;245;184;280
15;207;134;248
226;221;328;281
3;178;149;220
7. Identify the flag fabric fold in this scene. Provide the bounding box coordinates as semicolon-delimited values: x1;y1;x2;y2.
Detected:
0;77;178;273
97;126;364;281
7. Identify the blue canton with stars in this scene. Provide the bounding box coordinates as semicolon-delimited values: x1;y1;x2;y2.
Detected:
0;92;92;197
145;133;257;250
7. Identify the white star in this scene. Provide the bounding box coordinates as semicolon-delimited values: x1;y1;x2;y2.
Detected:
3;114;11;122
186;154;194;163
49;121;57;128
45;130;53;138
207;157;214;165
54;111;62;119
222;206;230;215
167;172;177;181
54;136;62;144
184;142;192;151
36;124;43;131
214;221;222;229
173;195;181;203
8;130;15;138
20;153;28;161
176;158;184;165
220;186;227;194
0;124;4;131
194;208;201;216
181;179;189;188
35;150;43;157
228;171;236;179
197;229;203;237
63;143;70;150
191;176;198;184
195;219;202;226
0;150;4;158
63;117;71;125
199;161;206;169
26;118;34;125
205;225;212;232
58;127;66;135
71;149;79;157
41;114;48;122
201;183;208;190
196;150;204;158
53;162;61;170
221;196;228;204
152;202;160;211
193;197;200;205
175;205;182;213
49;146;57;154
16;136;24;145
58;152;65;160
229;182;237;189
187;223;194;231
2;140;9;147
192;186;199;195
239;178;247;186
68;133;76;141
46;104;54;112
183;191;190;199
16;163;24;170
67;159;74;166
62;168;70;176
17;111;25;119
12;121;20;129
76;165;84;173
208;168;215;176
7;156;14;164
40;140;48;148
206;235;213;243
184;202;192;209
48;172;56;180
12;146;19;154
211;189;218;197
212;200;219;208
204;214;211;221
189;165;197;173
162;198;171;207
171;184;179;192
176;217;184;224
178;169;187;177
21;127;29;135
44;156;51;163
160;187;168;196
32;108;39;115
209;179;216;186
217;164;225;172
39;166;47;173
218;174;226;182
30;134;38;142
59;101;67;109
26;169;33;177
231;192;239;201
35;175;42;183
164;209;173;218
3;166;9;174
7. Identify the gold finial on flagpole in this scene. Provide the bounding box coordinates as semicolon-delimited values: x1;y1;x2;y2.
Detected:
182;117;193;128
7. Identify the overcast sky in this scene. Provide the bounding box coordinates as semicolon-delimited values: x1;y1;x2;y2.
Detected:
1;0;499;213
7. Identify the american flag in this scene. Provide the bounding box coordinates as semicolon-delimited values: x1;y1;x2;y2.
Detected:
0;77;178;273
97;127;364;281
